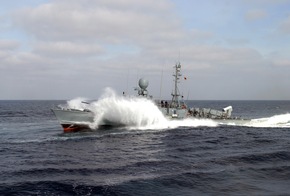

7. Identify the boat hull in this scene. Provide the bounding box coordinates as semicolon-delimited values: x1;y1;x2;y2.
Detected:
51;109;126;132
51;109;94;132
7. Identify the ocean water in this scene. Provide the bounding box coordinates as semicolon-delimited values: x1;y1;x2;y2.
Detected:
1;99;290;195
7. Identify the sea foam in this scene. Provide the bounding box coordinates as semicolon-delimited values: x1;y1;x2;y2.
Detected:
247;113;290;128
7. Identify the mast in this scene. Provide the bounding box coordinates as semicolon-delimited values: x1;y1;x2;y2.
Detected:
171;62;182;108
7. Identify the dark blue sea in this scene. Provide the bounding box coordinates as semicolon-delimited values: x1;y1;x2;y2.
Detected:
1;100;290;195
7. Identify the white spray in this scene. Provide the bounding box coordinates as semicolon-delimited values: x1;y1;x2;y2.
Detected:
88;88;168;129
67;97;89;110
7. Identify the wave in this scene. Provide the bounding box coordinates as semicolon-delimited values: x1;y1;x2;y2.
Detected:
217;113;290;128
247;113;290;128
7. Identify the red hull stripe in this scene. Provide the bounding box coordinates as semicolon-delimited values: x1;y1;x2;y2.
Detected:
61;124;90;133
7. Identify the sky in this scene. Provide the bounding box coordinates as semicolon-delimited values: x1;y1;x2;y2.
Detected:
1;0;290;100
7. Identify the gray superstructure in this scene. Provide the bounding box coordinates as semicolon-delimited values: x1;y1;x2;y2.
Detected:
156;62;233;119
157;62;188;119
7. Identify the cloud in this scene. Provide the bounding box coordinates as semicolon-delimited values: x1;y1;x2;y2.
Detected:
279;16;290;34
245;9;267;21
10;0;265;68
12;0;181;45
189;29;213;41
1;51;47;71
142;44;263;69
225;38;250;46
1;0;290;100
33;41;104;58
0;40;20;50
273;59;290;67
0;40;19;60
243;0;290;5
9;0;187;73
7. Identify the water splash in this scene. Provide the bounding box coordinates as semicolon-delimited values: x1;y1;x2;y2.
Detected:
89;88;168;129
67;97;89;110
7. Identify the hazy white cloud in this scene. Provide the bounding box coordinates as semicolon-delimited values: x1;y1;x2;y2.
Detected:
2;52;46;70
0;0;290;99
279;16;290;34
225;38;250;46
0;40;20;50
34;41;104;58
12;0;181;45
273;59;290;67
245;9;267;21
189;29;214;41
142;44;263;69
243;0;290;5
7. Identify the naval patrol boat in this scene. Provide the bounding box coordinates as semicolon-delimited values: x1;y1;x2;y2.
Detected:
52;62;233;132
